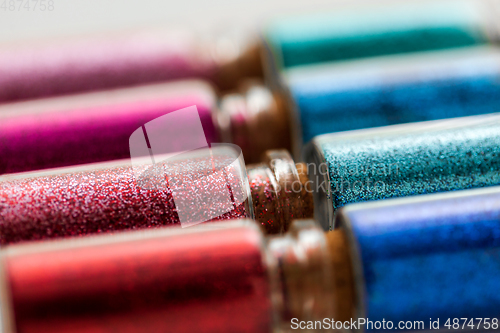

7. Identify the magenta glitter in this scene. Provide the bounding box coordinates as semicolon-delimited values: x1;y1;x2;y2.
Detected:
0;81;219;174
0;31;217;102
0;153;250;245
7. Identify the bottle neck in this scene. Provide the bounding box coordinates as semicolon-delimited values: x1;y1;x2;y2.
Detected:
266;220;355;330
0;256;14;333
210;32;264;91
325;227;356;324
247;150;314;234
218;81;291;163
482;0;500;44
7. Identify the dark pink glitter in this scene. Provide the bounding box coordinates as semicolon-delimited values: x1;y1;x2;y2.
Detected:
0;154;250;245
0;81;219;174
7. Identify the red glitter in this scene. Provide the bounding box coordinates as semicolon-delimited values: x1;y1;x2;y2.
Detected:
5;221;272;333
247;166;281;233
0;153;250;245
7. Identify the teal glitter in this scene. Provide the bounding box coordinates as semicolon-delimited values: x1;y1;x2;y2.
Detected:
306;114;500;229
264;0;491;69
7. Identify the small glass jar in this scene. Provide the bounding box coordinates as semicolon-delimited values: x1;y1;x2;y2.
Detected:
261;0;500;77
0;80;219;174
0;79;277;175
0;29;261;103
0;218;345;333
336;185;500;328
0;78;289;175
221;46;500;161
0;147;313;244
304;113;500;230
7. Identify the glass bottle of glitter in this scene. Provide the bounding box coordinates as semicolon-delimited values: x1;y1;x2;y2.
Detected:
220;46;500;158
0;29;261;103
0;219;336;333
0;78;291;175
5;185;500;333
335;186;500;329
0;80;219;174
304;113;500;230
261;0;500;76
0;148;312;244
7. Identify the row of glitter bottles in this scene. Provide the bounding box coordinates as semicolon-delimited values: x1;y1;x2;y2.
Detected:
2;186;500;332
2;0;500;331
2;112;500;331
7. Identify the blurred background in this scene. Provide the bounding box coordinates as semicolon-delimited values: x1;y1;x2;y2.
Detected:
0;0;371;43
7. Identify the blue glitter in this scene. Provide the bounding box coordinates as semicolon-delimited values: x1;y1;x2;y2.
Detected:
263;0;489;69
305;114;500;230
286;46;500;143
337;187;500;329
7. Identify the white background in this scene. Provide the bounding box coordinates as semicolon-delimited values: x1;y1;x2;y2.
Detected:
0;0;370;43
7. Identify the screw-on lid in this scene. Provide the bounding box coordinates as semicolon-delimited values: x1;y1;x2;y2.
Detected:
211;32;264;91
218;81;291;163
247;149;314;234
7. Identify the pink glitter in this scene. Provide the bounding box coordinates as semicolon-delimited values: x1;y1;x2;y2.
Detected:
0;31;217;102
0;153;250;245
0;81;219;174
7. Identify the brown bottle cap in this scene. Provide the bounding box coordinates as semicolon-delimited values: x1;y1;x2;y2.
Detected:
247;149;313;234
211;33;264;91
325;229;355;322
247;164;283;234
218;81;291;163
